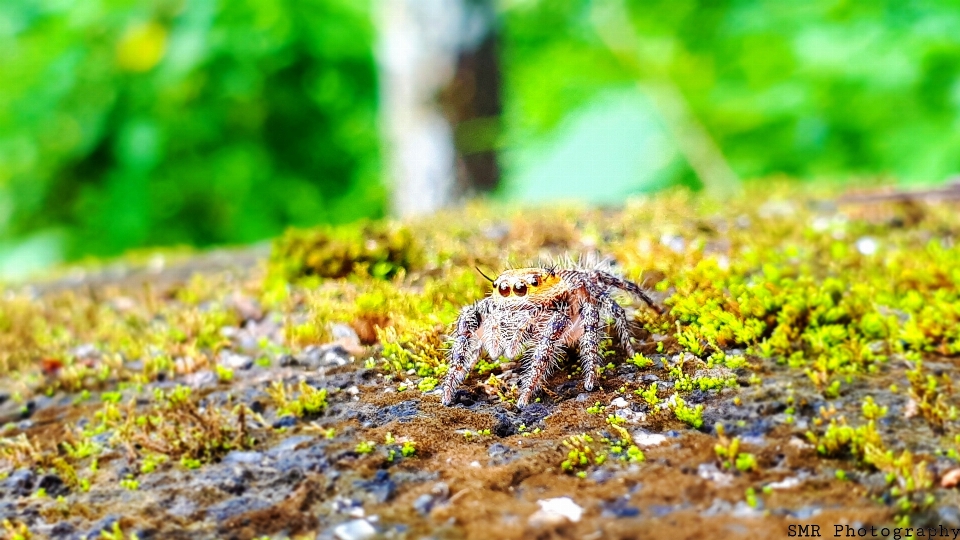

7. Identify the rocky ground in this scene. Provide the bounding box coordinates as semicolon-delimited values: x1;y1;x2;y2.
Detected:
2;185;960;539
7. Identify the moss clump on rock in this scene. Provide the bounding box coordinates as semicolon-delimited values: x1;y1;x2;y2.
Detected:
268;220;421;281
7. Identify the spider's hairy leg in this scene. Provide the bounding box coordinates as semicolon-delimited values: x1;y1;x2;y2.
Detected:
504;311;536;360
441;301;486;406
517;310;571;407
577;301;605;393
604;296;636;357
598;272;662;315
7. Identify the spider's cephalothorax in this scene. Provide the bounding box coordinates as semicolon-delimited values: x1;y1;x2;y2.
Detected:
441;262;661;407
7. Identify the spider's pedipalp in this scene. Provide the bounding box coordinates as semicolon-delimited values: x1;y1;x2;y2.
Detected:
577;301;605;392
597;272;662;314
441;299;487;405
517;309;571;406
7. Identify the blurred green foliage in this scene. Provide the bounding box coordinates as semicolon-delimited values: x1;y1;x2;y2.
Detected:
0;0;382;263
4;0;960;270
503;0;960;186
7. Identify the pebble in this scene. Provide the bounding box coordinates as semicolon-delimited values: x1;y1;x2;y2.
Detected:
219;352;253;371
37;473;67;497
222;451;265;465
1;469;35;497
588;468;615;484
528;497;583;528
206;496;270;521
731;500;763;517
333;519;377;540
48;521;76;537
409;485;448;516
789;506;821;519
766;476;802;490
325;346;353;367
939;505;960;527
787;437;814;450
271;415;298;429
216;467;253;496
600;497;640;518
332;497;365;517
183;369;218;389
632;430;667;447
941;468;960;488
697;462;733;486
702;498;733;516
355;470;396;503
648;504;676;517
370;400;419;426
856;236;878;256
266;435;314;457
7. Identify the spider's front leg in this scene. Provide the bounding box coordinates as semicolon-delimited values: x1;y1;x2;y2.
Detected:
577;301;605;392
441;300;486;406
517;310;571;407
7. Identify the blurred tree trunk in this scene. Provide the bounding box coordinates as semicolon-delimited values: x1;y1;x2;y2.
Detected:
375;0;501;217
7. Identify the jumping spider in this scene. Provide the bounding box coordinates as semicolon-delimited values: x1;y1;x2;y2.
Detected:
441;261;661;407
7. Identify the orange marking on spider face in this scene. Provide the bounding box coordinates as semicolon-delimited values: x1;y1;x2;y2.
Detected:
490;268;564;301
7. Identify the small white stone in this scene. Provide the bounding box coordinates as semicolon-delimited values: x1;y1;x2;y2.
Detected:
610;397;629;408
660;233;685;253
348;507;365;518
632;431;667;447
333;519;377;540
856;236;878;256
767;477;802;490
698;462;734;486
788;437;814;450
529;497;583;527
811;216;830;232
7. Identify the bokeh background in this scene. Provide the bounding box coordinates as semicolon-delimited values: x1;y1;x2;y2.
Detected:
3;0;960;278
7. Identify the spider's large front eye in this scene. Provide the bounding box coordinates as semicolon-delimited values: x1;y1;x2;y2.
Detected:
498;283;510;297
513;283;528;296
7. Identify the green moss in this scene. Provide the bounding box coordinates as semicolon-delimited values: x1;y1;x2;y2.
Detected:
355;441;376;454
560;434;600;473
627;352;652;369
417;377;439;393
806;416;883;462
268;220;421;282
2;519;33;540
905;359;956;432
100;521;141;540
585;402;605;415
636;383;660;406
714;424;756;472
115;385;254;468
672;397;704;429
267;380;329;418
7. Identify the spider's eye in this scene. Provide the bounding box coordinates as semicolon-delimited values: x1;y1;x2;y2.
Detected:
513;283;528;296
529;276;540;287
498;283;510;297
